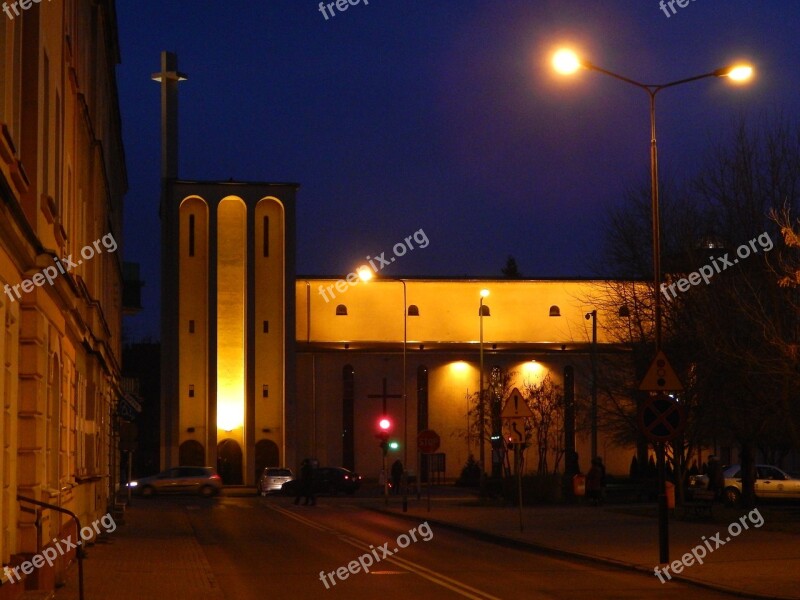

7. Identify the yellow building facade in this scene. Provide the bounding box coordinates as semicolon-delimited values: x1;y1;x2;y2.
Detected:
295;279;633;480
0;0;125;595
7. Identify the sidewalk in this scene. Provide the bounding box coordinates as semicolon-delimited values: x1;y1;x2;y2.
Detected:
53;503;224;600
373;496;800;600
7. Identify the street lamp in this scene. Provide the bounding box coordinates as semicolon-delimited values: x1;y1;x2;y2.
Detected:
552;49;753;352
359;268;410;506
552;47;753;564
585;310;598;460
478;289;490;481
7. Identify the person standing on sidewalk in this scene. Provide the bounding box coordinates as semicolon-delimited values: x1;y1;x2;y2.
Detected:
586;457;606;506
706;455;724;501
391;459;403;495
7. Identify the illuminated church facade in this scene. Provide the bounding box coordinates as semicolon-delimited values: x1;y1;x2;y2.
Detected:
156;55;636;486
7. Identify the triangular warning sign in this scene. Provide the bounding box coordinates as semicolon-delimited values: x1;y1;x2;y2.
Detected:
639;351;683;391
501;387;534;418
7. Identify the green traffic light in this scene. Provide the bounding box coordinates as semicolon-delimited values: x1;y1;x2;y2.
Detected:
388;441;399;450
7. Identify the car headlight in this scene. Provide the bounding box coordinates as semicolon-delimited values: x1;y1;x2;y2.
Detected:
127;481;138;487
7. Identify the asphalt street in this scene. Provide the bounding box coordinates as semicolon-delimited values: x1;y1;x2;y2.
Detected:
174;495;742;600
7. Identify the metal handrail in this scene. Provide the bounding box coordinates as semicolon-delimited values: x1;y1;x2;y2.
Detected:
16;495;84;600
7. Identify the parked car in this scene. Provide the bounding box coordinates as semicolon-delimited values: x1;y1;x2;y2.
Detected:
281;467;362;496
689;464;800;505
128;466;222;497
257;467;294;496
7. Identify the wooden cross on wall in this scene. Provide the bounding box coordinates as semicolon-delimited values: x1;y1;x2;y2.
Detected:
367;377;402;414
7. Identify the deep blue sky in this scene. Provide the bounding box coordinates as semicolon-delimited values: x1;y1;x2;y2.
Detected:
117;0;800;340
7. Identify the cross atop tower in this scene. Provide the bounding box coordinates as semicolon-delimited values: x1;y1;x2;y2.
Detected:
151;51;187;181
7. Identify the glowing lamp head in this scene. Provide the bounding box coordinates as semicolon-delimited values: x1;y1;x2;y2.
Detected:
480;289;490;298
357;266;373;282
725;64;753;82
553;49;582;75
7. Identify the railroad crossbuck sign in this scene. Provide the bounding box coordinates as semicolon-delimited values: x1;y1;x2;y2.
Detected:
638;394;685;442
639;351;683;392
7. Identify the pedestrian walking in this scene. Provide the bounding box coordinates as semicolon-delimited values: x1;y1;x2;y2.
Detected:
294;459;316;506
391;459;403;495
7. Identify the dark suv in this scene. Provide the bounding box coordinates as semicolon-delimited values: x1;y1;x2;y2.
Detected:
282;467;362;496
129;466;223;497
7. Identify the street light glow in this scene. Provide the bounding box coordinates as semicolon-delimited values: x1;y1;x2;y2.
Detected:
480;289;490;298
552;49;581;75
725;64;753;82
357;266;373;282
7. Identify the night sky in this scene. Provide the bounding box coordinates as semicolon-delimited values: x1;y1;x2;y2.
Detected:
117;0;800;340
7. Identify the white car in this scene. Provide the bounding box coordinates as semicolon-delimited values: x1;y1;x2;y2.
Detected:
257;467;294;496
690;464;800;505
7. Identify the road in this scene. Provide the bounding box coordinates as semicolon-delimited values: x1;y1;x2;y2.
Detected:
174;494;740;600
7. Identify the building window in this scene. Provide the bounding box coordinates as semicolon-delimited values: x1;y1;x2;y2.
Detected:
263;216;269;257
479;304;490;317
408;305;420;316
549;305;561;317
263;320;268;333
189;319;195;333
336;304;348;316
262;384;268;398
189;384;195;398
189;214;195;256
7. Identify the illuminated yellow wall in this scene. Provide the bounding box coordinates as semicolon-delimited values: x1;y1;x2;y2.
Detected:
295;279;645;477
217;197;246;441
298;279;633;346
179;197;209;447
255;197;285;461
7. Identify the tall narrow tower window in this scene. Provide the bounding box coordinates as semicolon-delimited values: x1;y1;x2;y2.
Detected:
188;214;195;256
263;216;269;257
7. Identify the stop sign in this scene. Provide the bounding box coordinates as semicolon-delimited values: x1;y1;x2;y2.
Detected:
417;430;441;454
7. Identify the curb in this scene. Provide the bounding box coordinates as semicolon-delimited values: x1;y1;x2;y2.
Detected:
367;505;796;600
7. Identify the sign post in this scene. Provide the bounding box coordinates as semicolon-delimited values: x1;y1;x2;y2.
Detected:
501;388;532;532
639;353;684;565
418;430;440;512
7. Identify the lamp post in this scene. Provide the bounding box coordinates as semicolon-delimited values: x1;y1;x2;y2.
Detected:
478;289;490;483
552;48;753;564
358;268;409;507
585;310;598;461
552;50;752;353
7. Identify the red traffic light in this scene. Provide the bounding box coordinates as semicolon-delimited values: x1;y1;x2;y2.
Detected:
378;417;392;431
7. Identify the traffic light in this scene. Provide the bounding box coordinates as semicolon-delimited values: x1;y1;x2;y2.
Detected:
376;416;393;455
388;440;400;451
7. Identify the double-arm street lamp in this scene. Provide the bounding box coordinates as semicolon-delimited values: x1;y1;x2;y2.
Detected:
552;50;752;352
552;47;753;564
